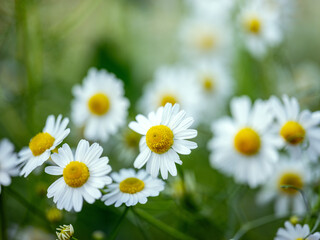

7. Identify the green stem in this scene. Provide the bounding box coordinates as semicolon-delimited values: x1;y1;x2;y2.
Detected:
109;207;130;240
4;187;52;231
0;191;8;240
133;208;196;240
71;237;78;240
232;214;286;240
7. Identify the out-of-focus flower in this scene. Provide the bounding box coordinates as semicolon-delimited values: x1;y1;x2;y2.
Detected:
0;139;19;193
15;226;55;240
190;59;234;122
115;128;141;163
46;207;63;223
71;68;129;142
92;230;105;240
270;94;320;161
275;221;320;240
18;115;70;177
138;66;201;120
45;140;112;212
208;96;282;188
257;157;312;216
238;0;283;58
56;224;74;240
186;0;234;19
129;103;198;179
102;169;164;207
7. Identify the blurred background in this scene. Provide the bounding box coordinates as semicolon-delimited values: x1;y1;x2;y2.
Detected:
1;0;320;239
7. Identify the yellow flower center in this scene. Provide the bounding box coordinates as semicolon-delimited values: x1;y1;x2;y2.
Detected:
280;121;306;145
160;94;177;107
119;177;145;194
278;172;303;195
234;128;261;156
63;161;90;188
296;238;303;240
29;132;55;156
196;33;215;51
146;125;174;154
88;93;110;116
245;17;261;34
124;131;141;148
290;215;299;225
46;208;62;223
202;75;215;92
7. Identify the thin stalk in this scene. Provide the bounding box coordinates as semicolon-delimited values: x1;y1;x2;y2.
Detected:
109;207;130;240
133;208;196;240
0;191;8;240
281;185;311;213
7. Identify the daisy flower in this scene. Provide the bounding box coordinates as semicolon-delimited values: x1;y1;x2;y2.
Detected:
275;221;320;240
18;115;70;177
115;127;141;163
238;0;283;58
102;168;165;207
208;96;282;188
257;157;312;216
56;224;74;240
129;103;198;179
45;140;112;212
71;68;129;142
0;139;19;193
191;59;234;122
186;0;234;18
138;66;201;120
270;94;320;161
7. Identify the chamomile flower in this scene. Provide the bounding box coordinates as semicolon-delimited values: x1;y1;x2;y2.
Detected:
102;169;165;207
179;15;232;59
191;59;233;122
270;95;320;161
56;224;74;240
115;128;141;163
71;68;129;142
45;140;112;212
208;96;282;188
0;139;19;193
275;221;320;240
129;103;198;179
18;115;70;177
186;0;234;19
257;157;312;216
238;0;283;58
138;66;201;119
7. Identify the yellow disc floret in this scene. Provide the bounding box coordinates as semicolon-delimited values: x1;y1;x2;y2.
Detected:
278;172;303;195
29;132;55;156
160;95;177;107
119;177;145;194
234;128;261;156
245;17;261;34
63;161;90;188
146;125;174;154
46;207;62;223
88;93;110;116
280;121;305;145
196;33;215;51
202;75;215;92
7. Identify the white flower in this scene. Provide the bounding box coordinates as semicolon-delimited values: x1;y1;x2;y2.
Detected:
0;139;19;193
191;59;234;122
238;0;283;58
102;168;165;207
275;221;320;240
18;115;70;177
129;103;198;179
179;15;232;59
270;94;320;161
71;68;129;142
208;96;282;188
257;157;312;216
138;66;201;120
45;140;112;212
56;224;74;240
186;0;234;18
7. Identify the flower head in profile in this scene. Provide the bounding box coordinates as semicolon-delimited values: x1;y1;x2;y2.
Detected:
129;103;198;179
45;140;112;212
71;68;129;142
275;221;320;240
0;139;19;193
102;168;165;207
56;224;74;240
208;96;282;188
18;115;70;177
270;94;320;161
